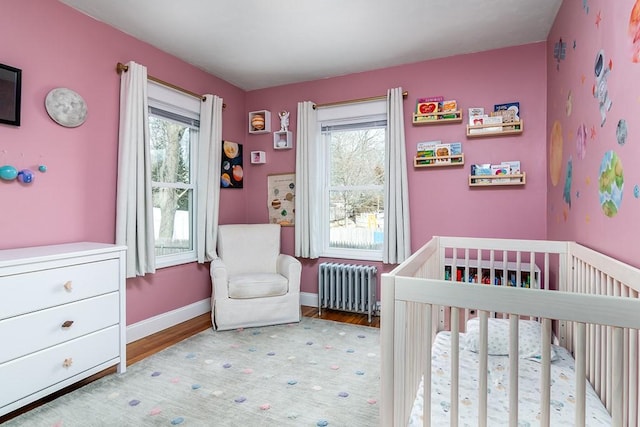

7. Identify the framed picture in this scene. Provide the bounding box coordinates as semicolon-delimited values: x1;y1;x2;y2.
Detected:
0;64;22;126
221;140;243;188
267;173;295;226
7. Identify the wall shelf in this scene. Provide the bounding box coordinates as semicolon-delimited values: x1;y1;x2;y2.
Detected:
414;153;464;168
413;110;463;125
249;110;271;134
468;172;526;186
251;151;266;164
273;130;292;149
466;120;524;137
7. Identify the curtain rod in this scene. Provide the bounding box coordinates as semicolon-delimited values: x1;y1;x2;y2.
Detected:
116;62;226;109
313;91;408;109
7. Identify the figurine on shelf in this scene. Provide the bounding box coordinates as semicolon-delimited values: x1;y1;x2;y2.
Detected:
279;110;290;132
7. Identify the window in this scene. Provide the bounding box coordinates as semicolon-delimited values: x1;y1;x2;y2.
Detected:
148;83;200;267
318;101;387;260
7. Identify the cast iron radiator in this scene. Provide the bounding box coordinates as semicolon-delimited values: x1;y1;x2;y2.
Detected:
318;262;377;323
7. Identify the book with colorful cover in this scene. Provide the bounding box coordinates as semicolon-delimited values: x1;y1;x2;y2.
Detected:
415;96;444;121
494;102;521;129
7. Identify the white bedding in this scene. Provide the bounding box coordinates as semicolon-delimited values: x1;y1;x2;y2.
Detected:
408;332;612;426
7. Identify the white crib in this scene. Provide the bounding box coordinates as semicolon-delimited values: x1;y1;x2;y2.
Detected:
380;236;640;426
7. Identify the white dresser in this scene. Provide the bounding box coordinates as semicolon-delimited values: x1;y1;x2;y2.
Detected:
0;242;127;417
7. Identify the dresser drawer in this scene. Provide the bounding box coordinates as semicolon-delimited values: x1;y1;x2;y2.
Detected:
0;259;120;318
0;326;120;409
0;293;120;364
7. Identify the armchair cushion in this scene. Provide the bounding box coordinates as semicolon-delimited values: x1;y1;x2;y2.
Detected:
228;273;288;299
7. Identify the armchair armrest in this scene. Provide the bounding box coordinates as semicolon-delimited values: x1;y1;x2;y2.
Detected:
277;254;302;293
210;258;230;299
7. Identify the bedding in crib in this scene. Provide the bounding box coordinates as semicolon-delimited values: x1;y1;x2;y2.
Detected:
408;331;612;426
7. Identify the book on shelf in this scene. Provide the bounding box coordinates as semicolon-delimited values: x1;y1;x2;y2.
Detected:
435;143;451;163
491;164;511;183
441;100;458;119
470;163;492;183
416;141;439;164
501;160;521;182
416;96;444;118
494;102;521;129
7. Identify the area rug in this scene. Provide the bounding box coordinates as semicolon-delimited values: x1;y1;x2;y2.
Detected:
5;317;380;427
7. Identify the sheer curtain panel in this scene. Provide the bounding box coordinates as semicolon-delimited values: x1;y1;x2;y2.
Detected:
383;87;411;264
294;101;320;258
115;61;156;278
197;95;224;262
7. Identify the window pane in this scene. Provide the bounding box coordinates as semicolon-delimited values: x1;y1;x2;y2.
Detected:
153;187;193;256
328;128;385;187
149;116;191;184
329;189;384;250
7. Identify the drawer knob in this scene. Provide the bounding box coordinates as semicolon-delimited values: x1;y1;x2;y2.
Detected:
61;320;74;328
63;281;73;292
62;358;73;368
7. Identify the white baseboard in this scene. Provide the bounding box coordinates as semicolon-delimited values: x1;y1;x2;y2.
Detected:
300;292;318;308
126;292;375;344
126;298;212;343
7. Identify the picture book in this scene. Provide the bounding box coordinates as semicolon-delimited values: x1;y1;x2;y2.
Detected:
491;164;510;183
449;142;463;163
468;107;484;126
435;143;451;163
416;141;439;164
494;102;520;129
501;160;521;182
471;163;492;183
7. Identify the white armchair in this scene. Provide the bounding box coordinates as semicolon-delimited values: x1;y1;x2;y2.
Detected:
210;224;302;330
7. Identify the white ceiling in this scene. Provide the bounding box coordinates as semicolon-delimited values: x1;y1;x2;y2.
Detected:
59;0;562;91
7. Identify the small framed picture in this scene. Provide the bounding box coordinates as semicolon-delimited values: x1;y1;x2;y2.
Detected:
0;63;22;126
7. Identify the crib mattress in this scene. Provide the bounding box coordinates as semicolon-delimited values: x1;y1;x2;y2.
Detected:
408;332;612;426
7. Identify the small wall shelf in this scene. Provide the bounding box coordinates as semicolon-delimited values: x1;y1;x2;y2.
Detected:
414;153;464;168
251;151;266;164
466;120;524;137
273;130;292;149
468;172;526;186
413;110;463;125
249;110;271;134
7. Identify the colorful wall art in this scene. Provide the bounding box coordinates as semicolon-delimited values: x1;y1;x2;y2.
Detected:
267;173;295;226
221;140;243;189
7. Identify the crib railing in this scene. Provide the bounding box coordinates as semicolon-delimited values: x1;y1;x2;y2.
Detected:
380;236;640;427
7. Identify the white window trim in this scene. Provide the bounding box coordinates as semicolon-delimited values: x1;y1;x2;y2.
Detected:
148;81;200;269
317;100;386;261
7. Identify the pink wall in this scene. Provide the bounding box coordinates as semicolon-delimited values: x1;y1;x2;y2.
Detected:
547;1;640;267
245;43;549;295
0;0;246;324
2;1;552;325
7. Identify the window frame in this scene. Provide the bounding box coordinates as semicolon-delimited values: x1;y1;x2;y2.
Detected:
147;82;201;268
316;100;387;261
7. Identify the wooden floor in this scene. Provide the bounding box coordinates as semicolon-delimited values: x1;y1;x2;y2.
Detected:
1;306;379;423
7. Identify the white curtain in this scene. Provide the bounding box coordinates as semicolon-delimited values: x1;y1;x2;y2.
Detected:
115;61;156;278
294;101;320;258
383;87;411;264
197;95;224;262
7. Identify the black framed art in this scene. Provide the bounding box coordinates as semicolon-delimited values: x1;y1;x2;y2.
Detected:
0;63;22;126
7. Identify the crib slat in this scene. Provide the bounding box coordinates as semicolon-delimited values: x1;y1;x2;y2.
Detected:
509;315;518;427
450;306;459;427
540;318;552;426
612;327;624;426
576;323;586;427
478;311;488;427
424;304;432;427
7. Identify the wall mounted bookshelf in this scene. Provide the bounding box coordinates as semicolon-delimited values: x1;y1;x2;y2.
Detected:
413;110;463;125
468;172;526;187
414;153;464;168
466;120;524;137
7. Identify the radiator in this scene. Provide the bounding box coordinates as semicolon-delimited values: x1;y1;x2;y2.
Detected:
318;262;377;323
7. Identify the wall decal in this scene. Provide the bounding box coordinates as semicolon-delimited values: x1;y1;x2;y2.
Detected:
598;151;623;217
593;49;612;127
566;90;573;116
576;123;587;159
583;0;589;14
634;184;640;198
553;38;567;70
549;120;563;186
616;119;628;145
563;157;573;208
629;0;640;62
595;10;602;28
